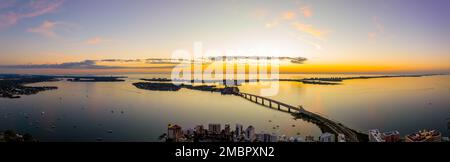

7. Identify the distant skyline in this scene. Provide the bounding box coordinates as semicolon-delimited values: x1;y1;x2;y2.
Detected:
1;0;450;74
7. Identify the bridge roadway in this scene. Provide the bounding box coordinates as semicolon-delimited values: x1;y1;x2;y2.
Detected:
238;92;361;142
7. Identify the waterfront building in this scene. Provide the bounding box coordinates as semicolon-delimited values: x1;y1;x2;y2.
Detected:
256;133;264;142
382;130;401;142
288;137;296;142
208;124;221;135
288;136;306;142
319;133;335;142
262;134;277;142
294;136;305;142
235;124;243;137
405;130;442;142
305;135;315;142
245;125;256;142
338;134;346;142
167;124;183;142
369;129;385;142
224;124;231;135
195;125;205;135
278;135;288;142
185;128;195;136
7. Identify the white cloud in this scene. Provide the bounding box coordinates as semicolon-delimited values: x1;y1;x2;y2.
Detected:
0;0;64;29
27;21;59;38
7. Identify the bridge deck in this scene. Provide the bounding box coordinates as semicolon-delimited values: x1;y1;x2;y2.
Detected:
237;92;360;142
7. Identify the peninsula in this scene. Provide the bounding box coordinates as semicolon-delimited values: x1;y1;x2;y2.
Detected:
0;74;58;99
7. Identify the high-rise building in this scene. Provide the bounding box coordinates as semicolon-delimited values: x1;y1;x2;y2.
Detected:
224;124;231;135
256;134;264;142
209;124;221;135
338;134;346;142
369;129;385;142
294;136;305;142
270;134;278;142
167;124;183;142
288;137;296;142
305;135;315;142
405;130;442;142
194;125;205;135
185;128;195;136
319;133;335;142
235;124;243;137
382;131;400;142
256;133;278;142
278;135;288;142
245;125;256;142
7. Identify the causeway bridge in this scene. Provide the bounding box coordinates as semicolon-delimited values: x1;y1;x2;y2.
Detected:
238;92;364;142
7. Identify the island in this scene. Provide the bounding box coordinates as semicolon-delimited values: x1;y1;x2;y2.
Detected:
133;82;239;95
64;76;126;82
284;74;442;85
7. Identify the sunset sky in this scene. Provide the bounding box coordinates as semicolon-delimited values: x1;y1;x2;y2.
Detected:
0;0;449;74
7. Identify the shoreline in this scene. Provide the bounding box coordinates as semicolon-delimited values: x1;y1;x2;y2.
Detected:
0;75;59;98
138;74;443;85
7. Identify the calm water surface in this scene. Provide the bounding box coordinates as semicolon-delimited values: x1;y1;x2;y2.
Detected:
1;74;449;141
